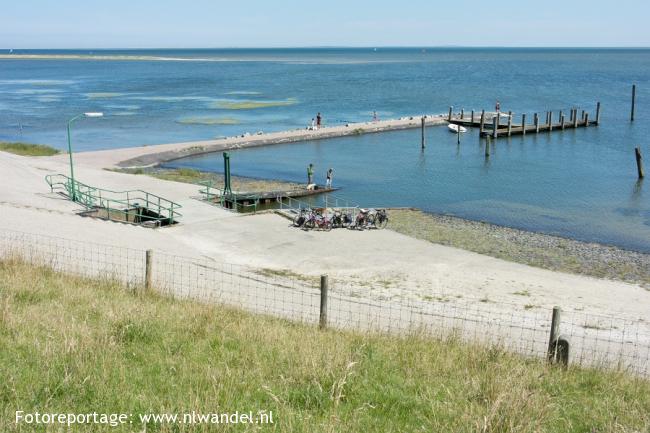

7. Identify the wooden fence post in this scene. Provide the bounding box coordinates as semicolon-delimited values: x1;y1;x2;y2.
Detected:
319;275;329;329
145;249;153;291
547;307;561;362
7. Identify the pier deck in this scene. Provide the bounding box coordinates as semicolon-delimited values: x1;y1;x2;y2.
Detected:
446;104;601;138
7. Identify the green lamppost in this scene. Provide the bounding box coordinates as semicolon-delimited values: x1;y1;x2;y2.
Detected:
67;112;103;201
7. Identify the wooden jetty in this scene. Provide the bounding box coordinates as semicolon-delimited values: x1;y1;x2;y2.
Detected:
199;180;338;210
447;103;601;138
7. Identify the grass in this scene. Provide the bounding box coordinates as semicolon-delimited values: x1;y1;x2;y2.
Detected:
0;142;59;156
389;209;650;287
1;259;649;432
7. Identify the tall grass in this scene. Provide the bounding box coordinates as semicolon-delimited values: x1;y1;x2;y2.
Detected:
0;142;59;156
1;259;648;432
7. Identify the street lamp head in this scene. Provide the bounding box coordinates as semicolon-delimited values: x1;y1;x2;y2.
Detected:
84;112;104;118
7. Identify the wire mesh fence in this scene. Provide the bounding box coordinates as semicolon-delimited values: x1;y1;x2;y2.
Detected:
0;228;648;378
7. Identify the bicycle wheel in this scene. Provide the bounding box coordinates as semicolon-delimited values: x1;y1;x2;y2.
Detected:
366;214;376;228
293;214;304;227
304;218;315;230
323;220;333;231
376;216;388;229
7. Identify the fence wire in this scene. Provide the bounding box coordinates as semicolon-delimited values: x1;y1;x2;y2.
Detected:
0;229;647;378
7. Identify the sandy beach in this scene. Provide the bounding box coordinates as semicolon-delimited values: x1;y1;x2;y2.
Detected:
2;147;649;323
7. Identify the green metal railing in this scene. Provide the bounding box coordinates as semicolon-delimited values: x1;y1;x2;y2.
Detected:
46;174;182;226
199;180;259;213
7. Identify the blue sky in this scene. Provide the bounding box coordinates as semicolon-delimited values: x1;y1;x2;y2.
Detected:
2;0;649;48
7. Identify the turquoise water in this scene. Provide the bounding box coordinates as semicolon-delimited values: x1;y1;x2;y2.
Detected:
1;48;649;251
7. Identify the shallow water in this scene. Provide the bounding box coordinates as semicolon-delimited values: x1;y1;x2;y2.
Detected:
1;48;649;251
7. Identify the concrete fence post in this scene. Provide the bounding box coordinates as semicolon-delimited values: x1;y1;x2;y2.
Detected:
319;274;329;329
145;249;153;291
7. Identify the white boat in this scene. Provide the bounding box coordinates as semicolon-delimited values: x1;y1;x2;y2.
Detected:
448;124;467;133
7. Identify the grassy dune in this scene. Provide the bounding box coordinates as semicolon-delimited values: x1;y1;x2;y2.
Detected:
1;259;649;432
0;142;60;156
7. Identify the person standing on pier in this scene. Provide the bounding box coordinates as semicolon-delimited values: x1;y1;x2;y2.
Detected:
307;163;314;185
326;168;333;188
495;100;501;113
310;118;315;130
316;112;322;129
372;111;378;122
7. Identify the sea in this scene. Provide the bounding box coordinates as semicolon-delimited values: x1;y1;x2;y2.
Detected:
1;48;649;251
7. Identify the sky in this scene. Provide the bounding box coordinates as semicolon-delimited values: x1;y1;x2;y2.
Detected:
2;0;650;48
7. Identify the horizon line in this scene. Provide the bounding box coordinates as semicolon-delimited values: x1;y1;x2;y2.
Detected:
3;45;650;50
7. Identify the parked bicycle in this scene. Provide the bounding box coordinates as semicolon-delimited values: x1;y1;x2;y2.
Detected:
303;208;333;231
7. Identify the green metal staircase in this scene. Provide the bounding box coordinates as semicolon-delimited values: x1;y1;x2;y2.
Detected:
46;174;182;227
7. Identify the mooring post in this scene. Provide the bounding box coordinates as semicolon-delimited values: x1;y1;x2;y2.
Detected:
485;136;490;157
547;307;561;362
521;113;526;136
573;109;578;128
595;102;601;125
145;249;153;291
584;112;589;127
492;115;498;139
421;116;426;149
534;113;539;133
319;274;329;329
636;147;645;179
560;112;565;130
460;108;464;119
479;110;485;134
448;106;453;121
457;125;461;144
471;109;475;124
548;111;553;131
507;111;512;136
581;110;585;123
631;84;636;122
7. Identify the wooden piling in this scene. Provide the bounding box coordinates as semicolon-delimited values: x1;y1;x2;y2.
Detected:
560;112;565;130
521;113;526;136
595;102;601;125
631;84;636;122
421;116;425;149
534;113;539;133
492;116;498;139
448;106;453;121
479;110;485;134
507;111;513;136
548;111;553;131
636;147;645;179
584;112;589;127
319;275;329;329
485;136;490;157
471;109;475;124
573;109;578;128
460;108;464;119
